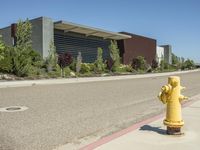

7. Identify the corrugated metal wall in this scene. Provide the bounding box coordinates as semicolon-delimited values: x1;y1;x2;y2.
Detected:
54;29;111;63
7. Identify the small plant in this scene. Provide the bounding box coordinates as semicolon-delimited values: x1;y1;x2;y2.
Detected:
151;59;158;70
105;59;114;72
131;56;147;71
80;63;91;74
45;41;58;72
0;35;5;60
109;40;120;71
76;52;82;73
58;52;73;77
115;64;133;73
94;47;105;73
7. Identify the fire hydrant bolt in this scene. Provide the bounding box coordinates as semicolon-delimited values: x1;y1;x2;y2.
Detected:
158;76;187;135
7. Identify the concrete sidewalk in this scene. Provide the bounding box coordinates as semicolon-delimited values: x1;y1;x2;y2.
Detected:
81;94;200;150
0;69;199;88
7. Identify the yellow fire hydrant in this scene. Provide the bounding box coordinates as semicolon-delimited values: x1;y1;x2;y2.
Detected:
158;76;188;135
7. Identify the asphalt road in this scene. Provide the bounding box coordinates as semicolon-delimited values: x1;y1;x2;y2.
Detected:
0;71;200;150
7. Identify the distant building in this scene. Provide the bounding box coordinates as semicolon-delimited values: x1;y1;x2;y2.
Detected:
160;45;172;64
156;46;164;64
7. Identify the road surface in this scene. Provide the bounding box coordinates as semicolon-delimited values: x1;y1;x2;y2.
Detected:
0;71;200;150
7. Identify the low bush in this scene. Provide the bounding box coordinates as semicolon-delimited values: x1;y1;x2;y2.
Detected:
151;59;158;70
115;64;133;73
80;63;91;74
0;46;13;73
131;56;147;71
58;52;73;77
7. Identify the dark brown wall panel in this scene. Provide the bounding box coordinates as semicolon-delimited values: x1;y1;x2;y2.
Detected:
118;32;156;65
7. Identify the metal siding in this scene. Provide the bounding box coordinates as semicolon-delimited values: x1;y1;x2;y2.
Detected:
54;30;110;63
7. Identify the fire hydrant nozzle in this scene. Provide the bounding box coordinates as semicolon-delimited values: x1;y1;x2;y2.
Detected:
158;76;187;135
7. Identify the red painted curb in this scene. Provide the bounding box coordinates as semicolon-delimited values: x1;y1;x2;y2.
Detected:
80;114;164;150
80;99;197;150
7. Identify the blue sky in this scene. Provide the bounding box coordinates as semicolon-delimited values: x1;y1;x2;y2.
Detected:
0;0;199;62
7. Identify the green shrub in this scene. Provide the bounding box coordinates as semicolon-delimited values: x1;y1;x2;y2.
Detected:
87;63;95;72
58;52;73;77
0;46;13;72
45;41;58;72
80;63;91;74
76;52;82;73
63;67;72;77
131;56;147;71
181;59;195;70
30;49;43;68
116;64;133;72
94;47;105;73
109;40;120;71
68;58;76;71
11;19;35;77
0;35;5;60
159;60;170;71
151;59;158;70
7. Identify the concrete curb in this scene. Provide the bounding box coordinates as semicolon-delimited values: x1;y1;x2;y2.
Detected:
0;69;199;88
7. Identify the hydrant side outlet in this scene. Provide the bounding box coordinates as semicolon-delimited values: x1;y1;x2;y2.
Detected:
158;76;187;135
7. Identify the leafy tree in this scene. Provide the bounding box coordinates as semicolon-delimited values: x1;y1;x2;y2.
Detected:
109;40;120;71
11;19;33;76
131;56;147;71
46;40;58;72
172;53;179;65
58;52;73;77
0;35;5;60
76;51;82;73
182;59;195;70
0;45;13;72
94;47;105;73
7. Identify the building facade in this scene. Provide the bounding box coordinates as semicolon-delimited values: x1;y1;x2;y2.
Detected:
160;45;172;64
0;16;172;65
117;32;157;65
156;46;164;64
0;17;130;63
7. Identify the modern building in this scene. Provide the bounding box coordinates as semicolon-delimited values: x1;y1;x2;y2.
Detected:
117;32;157;65
0;17;131;63
0;16;172;65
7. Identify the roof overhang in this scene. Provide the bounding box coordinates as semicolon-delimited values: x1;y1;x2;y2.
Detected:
54;21;131;40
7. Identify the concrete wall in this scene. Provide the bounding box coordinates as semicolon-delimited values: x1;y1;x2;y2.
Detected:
156;46;164;64
29;17;54;58
160;45;172;64
42;17;54;58
31;17;43;56
0;26;13;46
0;17;54;58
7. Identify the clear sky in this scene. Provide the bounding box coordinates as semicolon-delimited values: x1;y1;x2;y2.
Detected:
0;0;199;62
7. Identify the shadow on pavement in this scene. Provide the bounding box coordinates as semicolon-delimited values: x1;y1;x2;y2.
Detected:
139;125;166;135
